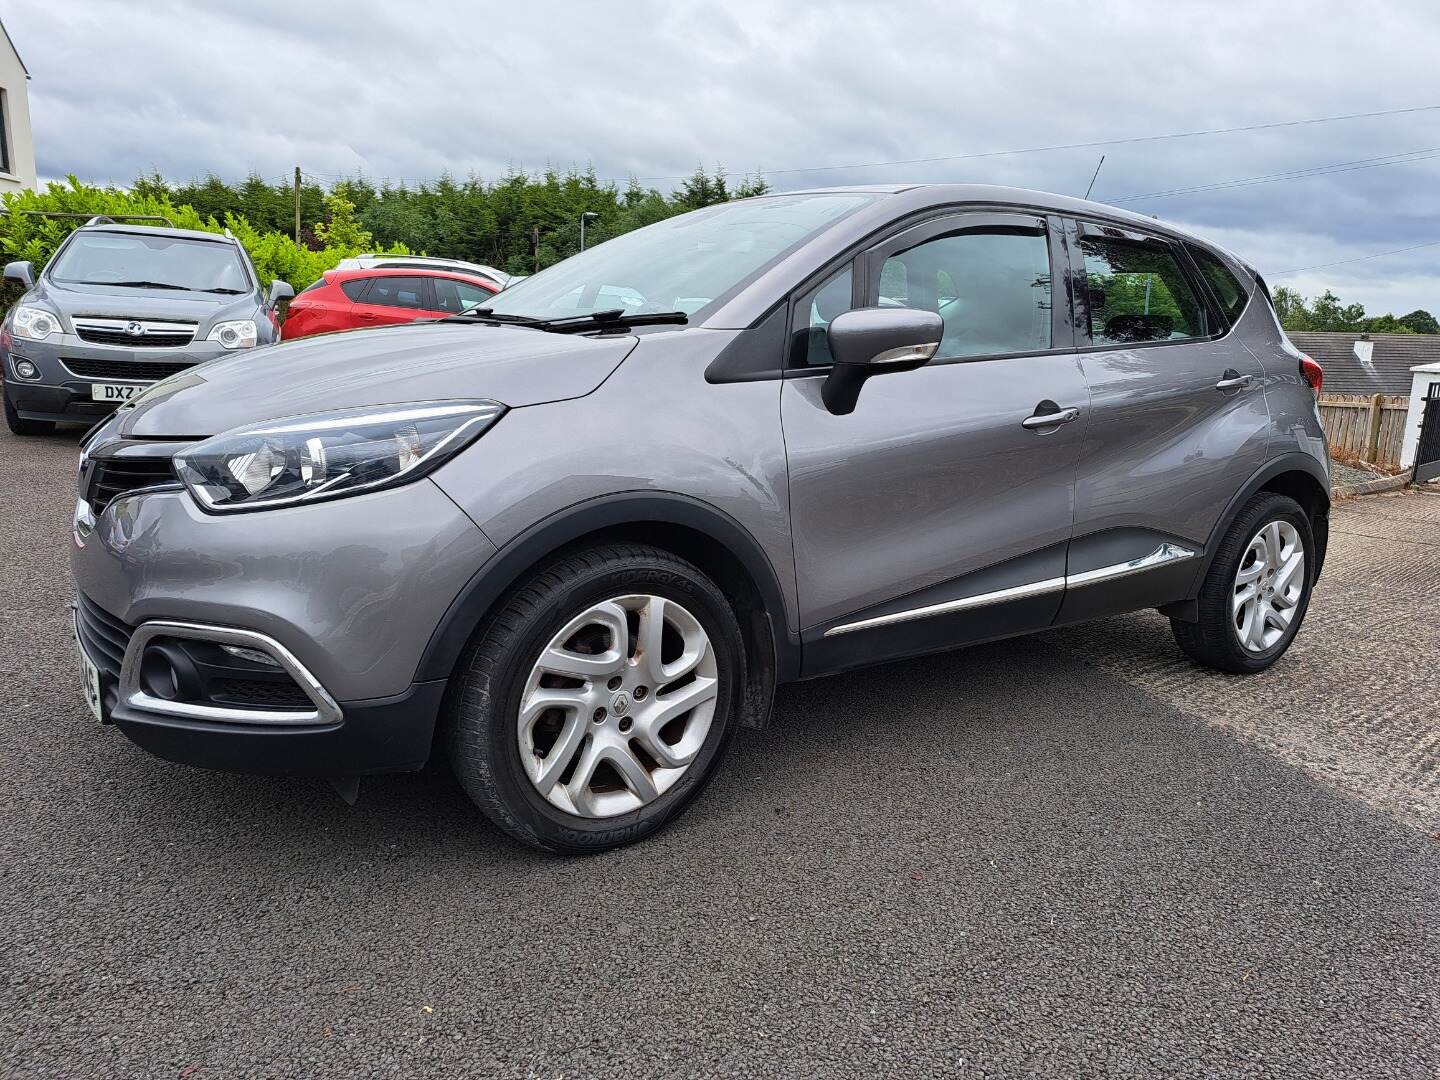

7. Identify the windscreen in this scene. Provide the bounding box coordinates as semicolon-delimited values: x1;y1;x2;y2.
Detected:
482;193;875;320
49;232;252;294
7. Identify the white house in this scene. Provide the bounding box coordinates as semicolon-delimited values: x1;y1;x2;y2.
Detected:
1399;361;1440;474
0;17;35;192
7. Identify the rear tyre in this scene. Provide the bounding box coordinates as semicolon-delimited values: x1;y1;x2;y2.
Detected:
1171;492;1314;673
3;389;55;436
445;543;745;854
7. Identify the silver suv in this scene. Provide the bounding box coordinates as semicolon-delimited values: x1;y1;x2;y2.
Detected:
3;220;292;435
69;186;1330;853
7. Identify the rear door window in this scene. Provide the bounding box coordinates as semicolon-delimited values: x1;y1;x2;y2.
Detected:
364;276;430;310
1077;232;1206;345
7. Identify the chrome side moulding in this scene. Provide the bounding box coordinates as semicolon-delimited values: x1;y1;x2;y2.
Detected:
823;543;1198;638
118;620;343;727
1065;542;1197;588
824;577;1067;637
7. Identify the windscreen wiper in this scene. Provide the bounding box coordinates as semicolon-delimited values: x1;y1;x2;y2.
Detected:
446;307;554;327
541;309;690;334
104;280;189;291
200;287;246;295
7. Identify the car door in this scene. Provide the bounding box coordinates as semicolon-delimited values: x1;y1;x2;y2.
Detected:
430;275;498;316
1056;219;1270;625
349;275;434;329
782;211;1091;675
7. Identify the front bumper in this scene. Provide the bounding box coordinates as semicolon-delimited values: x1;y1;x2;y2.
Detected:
4;332;236;424
70;477;497;776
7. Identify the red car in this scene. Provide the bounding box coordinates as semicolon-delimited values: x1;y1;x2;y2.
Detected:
282;267;500;341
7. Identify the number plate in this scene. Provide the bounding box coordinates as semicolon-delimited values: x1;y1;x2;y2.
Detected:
73;617;105;723
91;382;144;402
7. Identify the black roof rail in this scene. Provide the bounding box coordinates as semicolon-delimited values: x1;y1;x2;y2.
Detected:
16;211;177;227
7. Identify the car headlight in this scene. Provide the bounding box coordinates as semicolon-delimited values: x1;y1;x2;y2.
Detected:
173;400;505;512
13;305;60;342
206;319;259;350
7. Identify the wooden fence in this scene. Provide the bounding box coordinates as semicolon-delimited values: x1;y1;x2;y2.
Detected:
1318;393;1409;468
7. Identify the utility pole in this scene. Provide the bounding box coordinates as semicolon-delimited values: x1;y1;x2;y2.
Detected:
532;226;540;274
579;211;599;252
293;167;302;242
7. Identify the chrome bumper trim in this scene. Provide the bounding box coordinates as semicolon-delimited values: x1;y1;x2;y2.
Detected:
118;620;342;727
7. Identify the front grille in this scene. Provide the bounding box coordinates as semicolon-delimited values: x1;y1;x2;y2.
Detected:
63;357;195;382
75;595;133;679
73;317;196;349
85;456;178;513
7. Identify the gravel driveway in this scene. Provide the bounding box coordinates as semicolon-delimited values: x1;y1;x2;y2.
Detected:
3;427;1438;1079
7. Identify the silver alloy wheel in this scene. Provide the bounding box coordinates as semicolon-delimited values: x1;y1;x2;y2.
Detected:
516;594;719;818
1232;520;1306;653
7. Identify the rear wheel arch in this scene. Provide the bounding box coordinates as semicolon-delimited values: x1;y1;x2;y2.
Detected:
418;493;797;727
1170;455;1330;620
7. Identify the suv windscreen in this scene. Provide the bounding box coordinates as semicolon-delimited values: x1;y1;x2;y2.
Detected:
482;193;876;321
48;232;251;294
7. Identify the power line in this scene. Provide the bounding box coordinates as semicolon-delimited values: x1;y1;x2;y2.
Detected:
1271;239;1440;277
624;103;1440;182
293;103;1440;189
1111;146;1440;203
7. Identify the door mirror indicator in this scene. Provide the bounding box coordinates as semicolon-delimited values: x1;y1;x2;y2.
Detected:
822;307;943;415
4;261;35;289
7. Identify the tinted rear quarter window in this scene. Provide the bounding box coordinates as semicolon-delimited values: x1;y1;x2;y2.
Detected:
340;278;372;302
1188;246;1250;326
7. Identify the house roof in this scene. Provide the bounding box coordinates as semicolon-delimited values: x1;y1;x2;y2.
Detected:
0;18;28;78
1286;332;1440;396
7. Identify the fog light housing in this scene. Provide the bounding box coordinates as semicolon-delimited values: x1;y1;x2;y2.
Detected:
14;358;39;380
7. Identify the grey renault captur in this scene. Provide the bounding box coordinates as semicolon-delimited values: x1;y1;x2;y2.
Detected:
4;220;293;435
69;185;1330;852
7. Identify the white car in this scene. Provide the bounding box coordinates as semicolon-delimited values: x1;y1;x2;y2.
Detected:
334;254;517;291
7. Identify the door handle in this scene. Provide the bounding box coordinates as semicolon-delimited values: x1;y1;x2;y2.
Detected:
1215;372;1253;391
1021;406;1081;431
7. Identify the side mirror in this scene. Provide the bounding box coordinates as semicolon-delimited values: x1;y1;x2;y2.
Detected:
4;261;35;289
268;280;295;306
821;307;944;415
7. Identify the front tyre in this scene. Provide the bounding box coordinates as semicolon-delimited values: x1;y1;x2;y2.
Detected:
1171;492;1315;673
445;543;745;854
4;389;55;436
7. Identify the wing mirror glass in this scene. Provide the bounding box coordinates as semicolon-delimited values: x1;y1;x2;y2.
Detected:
821;307;944;415
4;261;35;289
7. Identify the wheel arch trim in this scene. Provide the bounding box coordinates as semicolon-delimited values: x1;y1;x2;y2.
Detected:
1189;452;1331;592
415;491;800;685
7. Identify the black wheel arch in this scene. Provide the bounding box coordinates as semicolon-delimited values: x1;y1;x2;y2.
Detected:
1164;452;1331;623
416;491;800;727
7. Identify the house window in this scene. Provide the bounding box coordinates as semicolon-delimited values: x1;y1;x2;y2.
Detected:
0;89;10;174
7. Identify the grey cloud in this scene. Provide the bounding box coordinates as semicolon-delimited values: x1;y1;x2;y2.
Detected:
9;0;1439;312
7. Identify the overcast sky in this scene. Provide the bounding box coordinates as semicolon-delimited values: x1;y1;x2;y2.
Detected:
9;0;1440;315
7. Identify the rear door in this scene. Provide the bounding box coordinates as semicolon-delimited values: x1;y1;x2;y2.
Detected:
782;212;1091;674
350;275;434;328
1057;219;1270;624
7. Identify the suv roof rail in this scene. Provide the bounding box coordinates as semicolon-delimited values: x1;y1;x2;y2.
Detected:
15;211;178;227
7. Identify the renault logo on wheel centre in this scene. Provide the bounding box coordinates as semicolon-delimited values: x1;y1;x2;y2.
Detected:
611;690;632;717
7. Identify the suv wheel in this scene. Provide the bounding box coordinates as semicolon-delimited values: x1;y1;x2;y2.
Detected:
3;389;55;436
1170;492;1315;673
445;543;745;853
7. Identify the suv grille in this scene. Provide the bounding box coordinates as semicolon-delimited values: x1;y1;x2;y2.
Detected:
85;456;179;513
73;317;196;349
63;357;195;382
75;595;133;679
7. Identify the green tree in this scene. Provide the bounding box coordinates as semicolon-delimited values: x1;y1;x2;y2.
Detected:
1399;309;1439;334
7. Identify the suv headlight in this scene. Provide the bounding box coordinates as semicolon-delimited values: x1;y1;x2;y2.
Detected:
174;400;505;512
206;319;259;349
14;305;60;342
